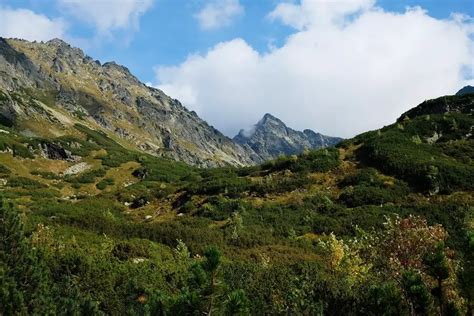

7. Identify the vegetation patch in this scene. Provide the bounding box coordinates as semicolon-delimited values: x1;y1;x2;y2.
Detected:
31;170;61;180
7;176;47;189
65;168;106;184
96;177;114;190
0;163;11;176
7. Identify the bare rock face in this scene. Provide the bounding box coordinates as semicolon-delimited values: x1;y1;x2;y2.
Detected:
234;113;342;161
0;38;260;167
38;142;75;161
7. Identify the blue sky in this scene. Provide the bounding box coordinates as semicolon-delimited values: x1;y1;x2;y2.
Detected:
1;0;471;83
0;0;473;137
2;0;294;82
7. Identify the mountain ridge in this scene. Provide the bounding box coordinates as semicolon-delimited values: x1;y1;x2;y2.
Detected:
234;113;342;160
0;37;343;167
0;37;262;167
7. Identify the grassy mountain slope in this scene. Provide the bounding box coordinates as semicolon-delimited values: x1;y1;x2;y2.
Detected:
0;38;260;167
1;92;473;314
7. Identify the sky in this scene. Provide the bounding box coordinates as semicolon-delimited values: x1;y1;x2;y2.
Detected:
0;0;473;138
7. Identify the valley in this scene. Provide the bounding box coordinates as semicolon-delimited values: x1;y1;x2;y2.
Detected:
0;37;473;315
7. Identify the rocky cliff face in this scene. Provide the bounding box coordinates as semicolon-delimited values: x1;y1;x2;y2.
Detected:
233;113;342;160
0;38;260;167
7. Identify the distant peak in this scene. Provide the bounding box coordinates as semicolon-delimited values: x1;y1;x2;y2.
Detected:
263;113;276;120
456;85;474;96
258;113;285;126
233;113;342;160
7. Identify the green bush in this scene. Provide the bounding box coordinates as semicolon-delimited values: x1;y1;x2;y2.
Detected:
0;163;11;176
188;175;252;196
65;168;106;184
339;183;409;207
0;133;34;158
261;148;340;174
339;168;383;187
356;123;474;193
31;170;61;180
195;197;246;221
7;177;47;189
12;144;34;158
112;240;150;260
96;177;114;190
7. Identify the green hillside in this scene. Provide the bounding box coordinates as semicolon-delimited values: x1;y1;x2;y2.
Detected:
1;93;473;315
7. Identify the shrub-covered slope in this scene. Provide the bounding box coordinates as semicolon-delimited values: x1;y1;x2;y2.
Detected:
1;92;473;314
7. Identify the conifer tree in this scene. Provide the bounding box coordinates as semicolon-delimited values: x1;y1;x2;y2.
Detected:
0;198;55;314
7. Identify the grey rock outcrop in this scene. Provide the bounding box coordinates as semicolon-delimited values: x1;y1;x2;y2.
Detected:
38;142;75;161
234;113;342;161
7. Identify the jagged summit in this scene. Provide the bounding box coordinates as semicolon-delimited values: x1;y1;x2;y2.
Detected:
234;113;342;160
260;113;281;123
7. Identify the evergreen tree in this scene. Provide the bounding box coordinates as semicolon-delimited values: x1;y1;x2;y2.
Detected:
424;242;450;314
223;289;250;316
0;198;55;314
401;270;434;315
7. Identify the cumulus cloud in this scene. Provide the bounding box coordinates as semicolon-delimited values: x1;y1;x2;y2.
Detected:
155;0;474;138
57;0;153;36
0;7;67;41
268;0;375;29
195;0;244;30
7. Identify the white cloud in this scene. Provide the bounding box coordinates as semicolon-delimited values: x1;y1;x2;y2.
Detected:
155;1;474;138
57;0;153;36
0;7;67;41
195;0;244;30
268;0;375;30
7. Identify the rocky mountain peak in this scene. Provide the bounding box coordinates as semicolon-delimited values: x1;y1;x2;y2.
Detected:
256;113;288;132
234;113;342;160
260;113;281;124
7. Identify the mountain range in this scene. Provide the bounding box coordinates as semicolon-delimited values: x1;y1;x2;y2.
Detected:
1;37;473;315
0;38;340;167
